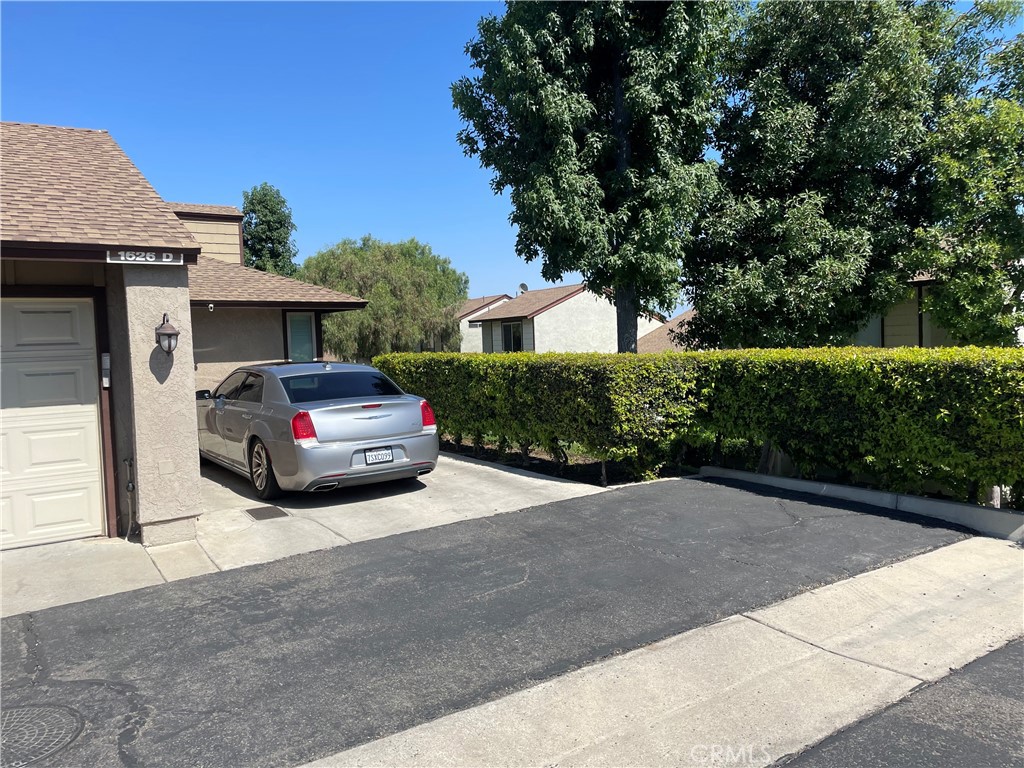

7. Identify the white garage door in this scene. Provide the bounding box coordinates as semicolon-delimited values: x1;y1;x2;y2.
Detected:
1;298;106;549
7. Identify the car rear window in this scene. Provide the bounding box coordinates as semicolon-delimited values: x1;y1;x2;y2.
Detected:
280;371;404;404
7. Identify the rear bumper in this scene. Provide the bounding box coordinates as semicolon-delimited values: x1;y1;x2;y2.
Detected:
268;431;439;492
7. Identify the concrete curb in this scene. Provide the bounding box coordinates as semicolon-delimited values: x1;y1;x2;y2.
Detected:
698;466;1024;542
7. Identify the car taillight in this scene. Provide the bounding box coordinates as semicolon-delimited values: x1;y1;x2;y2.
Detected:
420;400;436;428
291;411;318;441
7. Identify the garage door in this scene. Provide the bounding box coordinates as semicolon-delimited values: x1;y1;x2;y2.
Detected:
1;299;106;549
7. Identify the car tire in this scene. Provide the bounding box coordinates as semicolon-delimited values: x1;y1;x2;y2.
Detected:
249;439;282;500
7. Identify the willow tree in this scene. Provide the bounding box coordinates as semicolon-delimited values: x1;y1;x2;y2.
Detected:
453;1;733;352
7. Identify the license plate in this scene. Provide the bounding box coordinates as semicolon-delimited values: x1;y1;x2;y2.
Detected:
365;447;394;465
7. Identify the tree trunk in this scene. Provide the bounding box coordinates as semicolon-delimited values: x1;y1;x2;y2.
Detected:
611;52;637;354
615;284;638;353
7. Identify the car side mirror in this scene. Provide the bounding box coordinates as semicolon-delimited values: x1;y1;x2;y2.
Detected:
196;390;212;400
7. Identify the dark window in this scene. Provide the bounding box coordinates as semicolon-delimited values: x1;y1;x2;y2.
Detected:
280;371;404;404
234;374;264;404
214;372;248;400
502;321;523;352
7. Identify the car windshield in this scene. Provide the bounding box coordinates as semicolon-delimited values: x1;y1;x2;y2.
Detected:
280;371;404;404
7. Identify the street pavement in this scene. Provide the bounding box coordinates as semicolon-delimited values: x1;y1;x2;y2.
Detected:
783;638;1023;768
0;477;1012;767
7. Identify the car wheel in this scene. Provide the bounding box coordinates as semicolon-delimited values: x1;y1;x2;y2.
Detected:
249;439;282;500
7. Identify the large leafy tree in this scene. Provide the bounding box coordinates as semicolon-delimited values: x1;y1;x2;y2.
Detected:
684;0;934;348
453;1;734;352
242;182;298;277
915;23;1023;345
299;236;469;361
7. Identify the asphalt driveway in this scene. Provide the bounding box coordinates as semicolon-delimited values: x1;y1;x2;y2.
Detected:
0;477;973;767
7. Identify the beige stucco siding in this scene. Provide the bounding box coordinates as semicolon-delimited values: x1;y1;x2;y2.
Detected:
533;292;618;352
178;218;241;264
119;264;203;544
191;306;284;390
460;318;484;353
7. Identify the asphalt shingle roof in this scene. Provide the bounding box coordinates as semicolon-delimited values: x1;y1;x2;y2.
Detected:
458;294;512;319
188;256;366;309
169;202;243;219
473;284;586;321
638;310;695;353
1;122;199;253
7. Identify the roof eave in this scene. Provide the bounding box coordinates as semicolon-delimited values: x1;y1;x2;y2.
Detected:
2;240;200;262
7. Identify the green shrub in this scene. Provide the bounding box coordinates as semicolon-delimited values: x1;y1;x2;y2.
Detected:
374;352;702;477
375;347;1024;500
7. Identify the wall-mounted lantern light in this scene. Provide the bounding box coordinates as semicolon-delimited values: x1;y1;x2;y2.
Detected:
155;313;180;354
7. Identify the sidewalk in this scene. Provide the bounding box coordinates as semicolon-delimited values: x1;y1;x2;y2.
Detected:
307;536;1023;768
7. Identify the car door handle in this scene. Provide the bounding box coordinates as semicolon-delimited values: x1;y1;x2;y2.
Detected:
242;413;253;420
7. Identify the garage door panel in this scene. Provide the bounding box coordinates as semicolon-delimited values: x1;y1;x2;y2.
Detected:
1;358;97;410
1;300;94;352
0;480;103;548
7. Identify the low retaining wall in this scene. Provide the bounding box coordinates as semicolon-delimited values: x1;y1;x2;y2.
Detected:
699;466;1024;542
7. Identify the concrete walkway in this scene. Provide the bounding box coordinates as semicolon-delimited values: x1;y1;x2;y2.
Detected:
307;536;1023;768
0;454;606;617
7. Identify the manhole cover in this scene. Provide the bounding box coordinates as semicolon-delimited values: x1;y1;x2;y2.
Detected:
245;506;288;521
1;705;83;768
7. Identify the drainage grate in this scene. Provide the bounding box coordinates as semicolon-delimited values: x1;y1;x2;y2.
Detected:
1;705;84;768
245;506;288;521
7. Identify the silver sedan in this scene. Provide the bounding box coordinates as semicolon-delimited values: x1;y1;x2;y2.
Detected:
196;362;439;499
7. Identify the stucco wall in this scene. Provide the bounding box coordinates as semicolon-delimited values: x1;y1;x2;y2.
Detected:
882;292;919;347
460;318;483;353
121;264;203;544
533;292;619;352
191;306;285;390
178;218;242;264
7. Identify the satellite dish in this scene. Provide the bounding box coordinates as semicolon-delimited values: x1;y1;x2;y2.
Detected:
519;283;529;293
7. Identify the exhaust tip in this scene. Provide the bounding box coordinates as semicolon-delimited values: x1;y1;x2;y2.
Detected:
312;482;338;492
416;468;433;476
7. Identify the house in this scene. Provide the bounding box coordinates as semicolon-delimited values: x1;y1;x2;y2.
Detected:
854;274;957;347
0;121;364;550
471;283;663;353
637;310;695;353
168;203;366;389
457;294;512;352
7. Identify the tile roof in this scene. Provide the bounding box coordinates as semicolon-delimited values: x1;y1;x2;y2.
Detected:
458;294;512;319
473;283;586;321
169;202;243;219
1;122;199;253
188;256;367;309
638;310;695;353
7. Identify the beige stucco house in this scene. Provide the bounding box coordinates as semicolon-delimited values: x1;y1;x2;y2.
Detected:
0;121;364;551
457;294;511;353
471;283;663;353
168;203;366;389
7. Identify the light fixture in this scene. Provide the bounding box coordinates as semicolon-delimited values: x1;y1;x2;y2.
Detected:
155;313;180;354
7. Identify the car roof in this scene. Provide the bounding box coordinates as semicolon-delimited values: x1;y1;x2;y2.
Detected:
242;361;378;377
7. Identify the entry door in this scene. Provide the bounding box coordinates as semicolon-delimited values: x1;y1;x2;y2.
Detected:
0;299;106;549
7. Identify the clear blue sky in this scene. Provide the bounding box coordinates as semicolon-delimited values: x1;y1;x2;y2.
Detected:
1;1;573;299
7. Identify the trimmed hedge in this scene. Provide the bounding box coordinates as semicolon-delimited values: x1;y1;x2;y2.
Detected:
374;348;1024;500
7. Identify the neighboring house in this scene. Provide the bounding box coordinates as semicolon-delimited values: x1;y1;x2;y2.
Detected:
637;310;695;353
0;121;364;551
457;293;512;353
472;283;663;353
854;274;957;347
169;203;366;389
